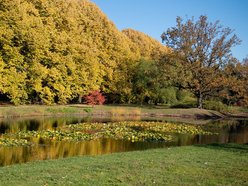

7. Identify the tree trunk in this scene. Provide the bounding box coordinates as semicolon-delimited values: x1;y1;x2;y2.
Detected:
78;95;82;104
197;93;203;109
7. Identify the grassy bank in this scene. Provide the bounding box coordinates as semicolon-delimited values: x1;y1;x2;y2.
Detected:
0;144;247;185
0;104;234;119
0;105;87;118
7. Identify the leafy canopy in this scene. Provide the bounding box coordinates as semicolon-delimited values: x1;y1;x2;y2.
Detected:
161;15;241;108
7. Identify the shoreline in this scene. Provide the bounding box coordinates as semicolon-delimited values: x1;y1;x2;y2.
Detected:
0;104;247;120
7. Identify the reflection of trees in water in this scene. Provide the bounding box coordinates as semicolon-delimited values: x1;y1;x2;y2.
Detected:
0;117;84;134
0;116;142;134
195;120;248;144
167;120;248;146
0;139;128;166
0;138;173;166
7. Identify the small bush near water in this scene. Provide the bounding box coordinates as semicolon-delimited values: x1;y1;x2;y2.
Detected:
203;101;228;112
84;91;105;105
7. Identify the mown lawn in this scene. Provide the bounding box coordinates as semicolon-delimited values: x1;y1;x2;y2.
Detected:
0;144;247;185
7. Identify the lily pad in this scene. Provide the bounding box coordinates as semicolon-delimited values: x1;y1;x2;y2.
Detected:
0;138;31;147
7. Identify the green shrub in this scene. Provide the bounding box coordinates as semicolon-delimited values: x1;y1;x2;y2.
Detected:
46;107;77;114
176;89;194;102
159;87;177;104
83;108;93;113
203;100;228;112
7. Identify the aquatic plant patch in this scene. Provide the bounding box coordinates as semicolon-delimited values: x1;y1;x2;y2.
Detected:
67;121;212;135
0;138;30;147
0;121;215;147
66;121;213;141
15;130;93;141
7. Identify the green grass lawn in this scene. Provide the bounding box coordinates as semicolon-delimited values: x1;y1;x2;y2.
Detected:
0;144;247;185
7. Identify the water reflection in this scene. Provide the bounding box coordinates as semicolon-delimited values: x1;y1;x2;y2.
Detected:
0;116;247;166
0;138;170;166
0;117;84;134
0;116;142;134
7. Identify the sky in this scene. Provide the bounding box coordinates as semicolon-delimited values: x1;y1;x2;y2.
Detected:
91;0;248;61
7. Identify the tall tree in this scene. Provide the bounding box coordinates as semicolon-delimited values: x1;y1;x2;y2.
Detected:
107;29;169;104
133;60;159;104
161;15;241;108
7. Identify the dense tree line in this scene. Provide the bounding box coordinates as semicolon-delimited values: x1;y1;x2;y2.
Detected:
0;0;247;107
0;0;138;104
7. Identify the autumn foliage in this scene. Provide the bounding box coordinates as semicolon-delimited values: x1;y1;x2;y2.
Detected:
161;15;241;108
85;91;105;105
0;0;246;108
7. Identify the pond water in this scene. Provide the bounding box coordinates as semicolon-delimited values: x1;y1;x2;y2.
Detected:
0;116;247;166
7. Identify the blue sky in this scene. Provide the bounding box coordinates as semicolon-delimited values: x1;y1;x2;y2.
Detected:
91;0;248;61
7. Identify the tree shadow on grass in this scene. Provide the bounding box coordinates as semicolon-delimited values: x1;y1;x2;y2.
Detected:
170;104;195;109
195;143;248;153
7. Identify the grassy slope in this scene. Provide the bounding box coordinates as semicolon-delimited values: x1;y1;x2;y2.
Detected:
0;144;247;185
0;104;228;119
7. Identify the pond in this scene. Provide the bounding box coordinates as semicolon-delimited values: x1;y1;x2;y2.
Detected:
0;116;247;166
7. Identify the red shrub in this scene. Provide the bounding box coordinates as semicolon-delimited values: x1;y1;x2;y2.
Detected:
85;91;105;105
